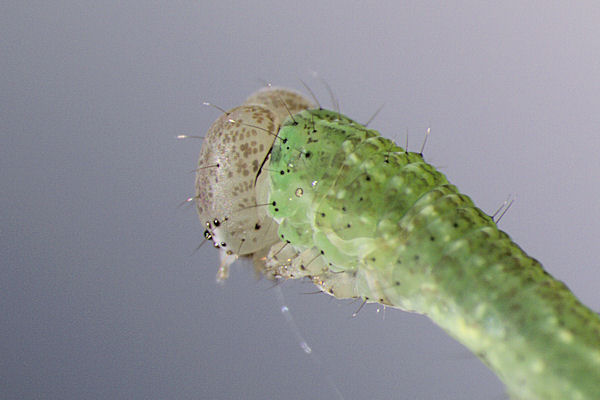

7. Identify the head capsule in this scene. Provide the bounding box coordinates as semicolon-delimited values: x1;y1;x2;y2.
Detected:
195;87;314;280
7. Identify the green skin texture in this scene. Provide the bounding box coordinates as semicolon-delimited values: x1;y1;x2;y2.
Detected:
267;109;600;400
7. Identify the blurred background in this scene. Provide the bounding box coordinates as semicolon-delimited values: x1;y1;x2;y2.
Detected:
2;2;600;399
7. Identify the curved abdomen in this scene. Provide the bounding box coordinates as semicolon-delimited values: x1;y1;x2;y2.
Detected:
268;108;600;399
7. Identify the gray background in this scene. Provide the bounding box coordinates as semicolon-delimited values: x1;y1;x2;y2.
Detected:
2;2;600;399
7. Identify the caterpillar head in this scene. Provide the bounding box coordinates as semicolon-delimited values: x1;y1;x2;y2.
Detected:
196;87;315;281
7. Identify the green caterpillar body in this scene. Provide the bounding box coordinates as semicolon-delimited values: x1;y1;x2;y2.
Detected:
196;87;600;399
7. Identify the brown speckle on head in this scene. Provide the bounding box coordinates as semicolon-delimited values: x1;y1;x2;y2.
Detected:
195;87;314;273
244;87;316;124
195;103;282;256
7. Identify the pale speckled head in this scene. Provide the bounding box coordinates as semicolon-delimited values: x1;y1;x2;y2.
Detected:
196;87;314;280
243;86;316;121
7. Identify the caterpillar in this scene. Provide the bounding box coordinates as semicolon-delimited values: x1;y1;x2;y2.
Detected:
194;86;600;400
